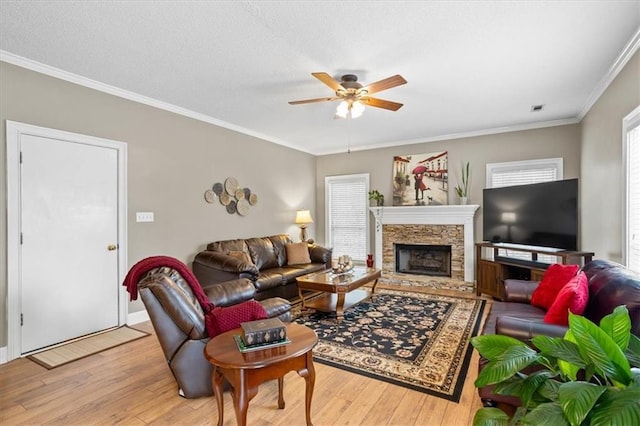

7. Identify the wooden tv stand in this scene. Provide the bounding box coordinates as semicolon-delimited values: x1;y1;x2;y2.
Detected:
475;242;594;300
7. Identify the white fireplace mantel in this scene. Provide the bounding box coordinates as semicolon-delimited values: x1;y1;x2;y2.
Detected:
370;205;480;282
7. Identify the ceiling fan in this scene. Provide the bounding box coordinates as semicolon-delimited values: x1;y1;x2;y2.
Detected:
289;72;407;118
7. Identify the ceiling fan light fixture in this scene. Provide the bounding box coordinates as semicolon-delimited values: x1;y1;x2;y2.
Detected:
336;100;350;118
336;100;365;119
351;101;365;118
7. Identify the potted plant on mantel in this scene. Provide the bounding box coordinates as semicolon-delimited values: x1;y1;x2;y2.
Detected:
454;161;470;204
471;305;640;426
368;190;384;206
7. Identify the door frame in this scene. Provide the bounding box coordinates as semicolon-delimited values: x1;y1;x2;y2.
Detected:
6;120;128;361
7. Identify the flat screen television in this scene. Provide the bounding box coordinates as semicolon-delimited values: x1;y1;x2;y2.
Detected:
482;178;578;251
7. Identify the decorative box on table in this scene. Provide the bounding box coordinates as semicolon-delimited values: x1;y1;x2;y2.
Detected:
241;317;287;346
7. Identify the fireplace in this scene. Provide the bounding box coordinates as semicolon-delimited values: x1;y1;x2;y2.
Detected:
395;244;452;277
370;205;479;282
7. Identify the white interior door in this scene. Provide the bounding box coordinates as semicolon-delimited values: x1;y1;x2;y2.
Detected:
20;134;120;353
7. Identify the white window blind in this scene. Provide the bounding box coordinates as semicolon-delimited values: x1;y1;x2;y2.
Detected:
325;174;369;262
486;158;564;263
624;106;640;273
487;158;562;188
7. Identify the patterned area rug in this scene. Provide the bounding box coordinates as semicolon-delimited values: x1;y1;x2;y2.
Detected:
293;288;486;402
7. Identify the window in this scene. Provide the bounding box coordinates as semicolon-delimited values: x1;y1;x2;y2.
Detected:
624;106;640;273
325;174;369;262
486;158;564;263
486;158;563;188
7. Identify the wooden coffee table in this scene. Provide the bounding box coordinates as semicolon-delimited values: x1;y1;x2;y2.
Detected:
204;323;318;426
296;267;382;323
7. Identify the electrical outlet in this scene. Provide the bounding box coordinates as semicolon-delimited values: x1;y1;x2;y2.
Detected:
136;212;154;222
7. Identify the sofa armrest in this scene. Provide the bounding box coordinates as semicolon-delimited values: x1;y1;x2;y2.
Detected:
309;243;332;268
202;278;256;307
503;279;540;303
496;315;568;342
193;251;259;285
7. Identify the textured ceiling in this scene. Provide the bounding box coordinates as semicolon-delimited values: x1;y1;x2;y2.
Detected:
1;1;639;155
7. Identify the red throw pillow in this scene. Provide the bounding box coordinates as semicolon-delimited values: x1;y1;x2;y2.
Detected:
530;263;580;309
205;300;268;337
543;272;589;326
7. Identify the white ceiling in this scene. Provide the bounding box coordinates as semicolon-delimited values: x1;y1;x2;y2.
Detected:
1;1;639;155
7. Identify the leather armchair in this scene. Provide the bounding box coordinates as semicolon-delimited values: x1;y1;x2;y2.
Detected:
138;266;291;398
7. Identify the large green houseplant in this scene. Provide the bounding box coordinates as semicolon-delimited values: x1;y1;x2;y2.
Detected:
471;306;640;426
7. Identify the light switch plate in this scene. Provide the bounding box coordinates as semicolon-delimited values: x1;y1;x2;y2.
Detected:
136;212;154;222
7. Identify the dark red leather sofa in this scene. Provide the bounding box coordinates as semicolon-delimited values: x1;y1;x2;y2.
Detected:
478;259;640;409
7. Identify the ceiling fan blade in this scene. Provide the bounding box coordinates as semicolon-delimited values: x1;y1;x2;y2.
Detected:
289;96;340;105
312;72;344;92
362;75;407;95
361;97;404;111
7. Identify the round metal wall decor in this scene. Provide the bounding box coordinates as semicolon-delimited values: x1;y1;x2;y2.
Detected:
236;199;250;216
219;192;231;206
224;177;238;195
205;177;258;215
226;200;237;214
212;182;224;196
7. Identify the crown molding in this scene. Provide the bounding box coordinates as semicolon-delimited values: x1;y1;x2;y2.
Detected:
0;50;315;155
578;26;640;121
314;117;580;156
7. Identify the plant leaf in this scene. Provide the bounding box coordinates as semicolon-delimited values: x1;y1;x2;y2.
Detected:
519;370;556;407
471;334;530;360
598;305;631;352
568;312;632;384
522;402;570;426
537;379;561;402
472;407;509;426
493;376;525;397
625;334;640;368
532;336;586;369
589;387;640;426
475;346;539;387
558;382;607;426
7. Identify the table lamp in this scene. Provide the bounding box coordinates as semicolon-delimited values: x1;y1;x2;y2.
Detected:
295;209;313;242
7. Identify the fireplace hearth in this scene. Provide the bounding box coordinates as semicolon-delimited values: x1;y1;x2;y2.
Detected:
395;244;452;277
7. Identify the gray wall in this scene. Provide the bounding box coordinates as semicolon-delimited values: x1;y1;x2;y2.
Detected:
316;124;582;253
581;50;639;263
0;62;317;347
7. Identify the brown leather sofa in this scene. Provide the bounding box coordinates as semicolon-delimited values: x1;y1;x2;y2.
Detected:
138;266;291;398
193;234;332;301
478;259;640;409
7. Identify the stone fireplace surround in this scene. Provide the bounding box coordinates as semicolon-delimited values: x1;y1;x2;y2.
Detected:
370;205;479;282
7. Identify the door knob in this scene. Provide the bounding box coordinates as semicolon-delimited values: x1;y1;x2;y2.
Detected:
107;244;117;251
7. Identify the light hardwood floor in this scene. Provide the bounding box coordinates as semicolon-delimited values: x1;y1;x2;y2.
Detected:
1;289;491;425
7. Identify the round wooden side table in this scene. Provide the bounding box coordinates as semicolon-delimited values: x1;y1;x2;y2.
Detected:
204;323;318;426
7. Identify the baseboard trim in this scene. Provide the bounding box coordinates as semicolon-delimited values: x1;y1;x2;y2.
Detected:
127;309;150;325
0;346;8;364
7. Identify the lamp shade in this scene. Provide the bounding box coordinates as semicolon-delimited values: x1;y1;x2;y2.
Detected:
295;209;313;225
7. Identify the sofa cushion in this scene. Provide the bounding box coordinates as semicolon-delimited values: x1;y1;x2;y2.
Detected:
227;250;254;267
255;270;285;291
286;242;311;265
544;272;589;326
246;237;280;270
531;263;580;309
268;234;293;267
